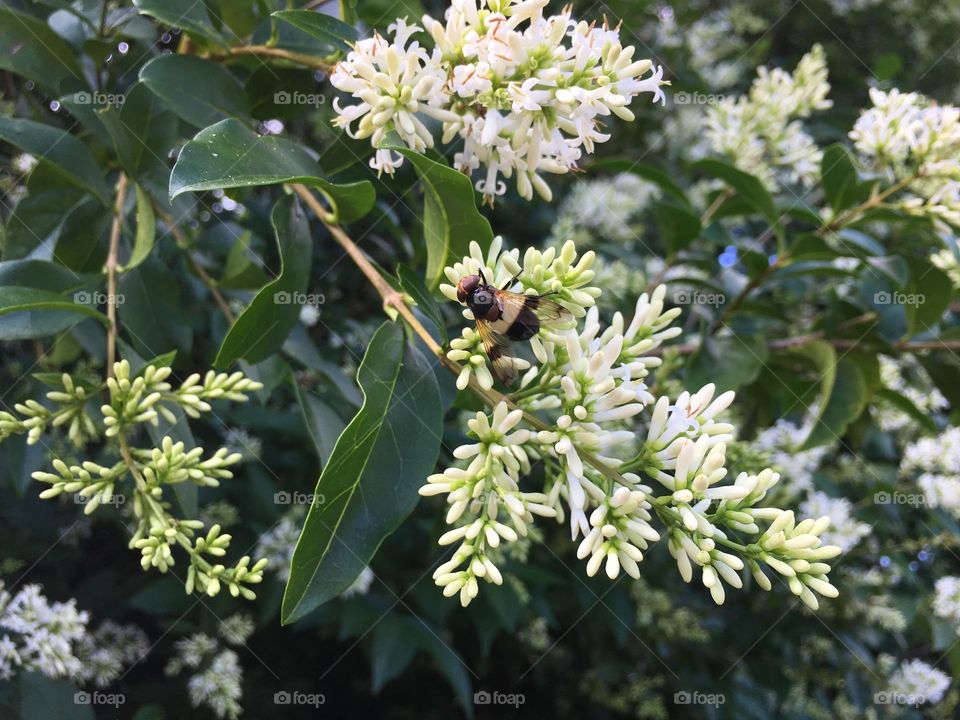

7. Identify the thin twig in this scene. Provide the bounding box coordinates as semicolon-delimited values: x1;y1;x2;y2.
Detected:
105;174;129;379
206;45;333;73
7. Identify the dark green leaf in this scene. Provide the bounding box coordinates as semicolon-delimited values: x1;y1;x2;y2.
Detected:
272;10;358;51
215;195;312;367
905;256;953;335
875;388;937;434
381;136;494;287
0;7;83;95
820;144;859;213
3;188;85;259
117;259;193;357
692;159;778;225
371;617;420;693
54;198;110;272
132;0;227;44
0;118;109;203
140;55;249;128
0;286;107;340
19;673;94;720
397;265;446;343
800;351;868;449
294;382;346;468
685;334;767;392
587;158;690;206
122;184;156;270
170;119;375;223
282;321;442;623
653;202;701;255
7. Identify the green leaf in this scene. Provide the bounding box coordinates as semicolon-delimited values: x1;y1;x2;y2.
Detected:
170;119;375;223
799;346;868;449
117;259;193;357
272;10;358;51
820;144;859;213
0;286;108;340
294;382;346;468
397;264;446;342
0;118;109;203
685;334;767;392
905;256;953;336
19;673;94;720
692;159;778;226
215;195;312;367
140;55;249;128
3;188;85;259
122;184;156;271
132;0;227;45
875;388;937;434
653;202;701;255
282;321;442;623
0;7;83;95
371;617;420;693
380;136;494;287
96;82;166;176
53;198;110;272
587;158;690;206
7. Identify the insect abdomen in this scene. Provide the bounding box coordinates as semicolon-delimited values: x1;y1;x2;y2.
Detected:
504;308;539;340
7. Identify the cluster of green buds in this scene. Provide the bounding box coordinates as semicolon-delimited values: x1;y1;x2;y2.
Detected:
0;360;268;600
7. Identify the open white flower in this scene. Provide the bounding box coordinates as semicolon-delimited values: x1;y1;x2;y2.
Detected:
332;1;667;200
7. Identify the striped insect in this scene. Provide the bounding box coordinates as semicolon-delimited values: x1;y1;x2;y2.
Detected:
455;271;572;386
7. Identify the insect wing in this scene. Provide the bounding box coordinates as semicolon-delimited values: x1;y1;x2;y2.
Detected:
495;290;572;325
475;319;519;386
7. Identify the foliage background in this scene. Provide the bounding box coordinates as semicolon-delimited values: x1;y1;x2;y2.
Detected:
2;0;960;718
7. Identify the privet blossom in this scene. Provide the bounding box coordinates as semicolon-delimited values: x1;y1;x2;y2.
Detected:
330;0;667;201
421;240;841;608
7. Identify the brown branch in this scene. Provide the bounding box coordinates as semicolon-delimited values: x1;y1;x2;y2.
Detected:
206;45;333;73
105;174;128;378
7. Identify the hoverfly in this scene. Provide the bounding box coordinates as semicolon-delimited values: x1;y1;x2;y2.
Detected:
456;271;572;386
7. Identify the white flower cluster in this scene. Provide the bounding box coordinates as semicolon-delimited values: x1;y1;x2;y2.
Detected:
901;426;960;516
751;417;829;497
330;0;667;201
421;239;842;608
705;45;831;188
933;575;960;629
851;87;960;226
886;659;951;705
166;616;252;720
0;582;147;685
877;356;948;432
799;491;870;553
550;172;659;245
